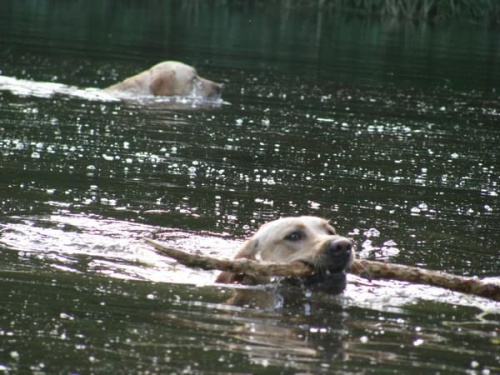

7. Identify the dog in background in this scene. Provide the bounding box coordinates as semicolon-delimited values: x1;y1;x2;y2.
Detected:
105;61;223;100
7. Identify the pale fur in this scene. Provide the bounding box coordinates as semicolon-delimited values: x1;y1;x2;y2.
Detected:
105;61;223;99
216;216;354;284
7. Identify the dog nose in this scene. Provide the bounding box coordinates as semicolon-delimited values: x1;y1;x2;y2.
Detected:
329;238;352;255
216;83;224;94
325;237;353;270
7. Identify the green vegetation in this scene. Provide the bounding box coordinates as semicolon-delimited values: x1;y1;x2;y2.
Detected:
230;0;500;23
325;0;500;23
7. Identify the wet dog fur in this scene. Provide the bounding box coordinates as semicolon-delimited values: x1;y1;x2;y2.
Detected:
216;216;354;300
105;61;223;100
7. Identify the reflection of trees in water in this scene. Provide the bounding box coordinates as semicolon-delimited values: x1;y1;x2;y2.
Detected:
3;1;498;88
3;0;500;39
181;0;500;23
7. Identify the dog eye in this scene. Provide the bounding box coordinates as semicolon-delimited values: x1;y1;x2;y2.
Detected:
285;231;303;242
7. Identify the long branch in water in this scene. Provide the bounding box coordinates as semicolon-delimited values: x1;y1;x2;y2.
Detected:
144;238;500;302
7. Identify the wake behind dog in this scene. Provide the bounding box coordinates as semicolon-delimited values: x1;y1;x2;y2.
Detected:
0;61;224;106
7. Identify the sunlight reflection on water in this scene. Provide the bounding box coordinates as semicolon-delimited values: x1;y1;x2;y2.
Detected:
1;214;498;314
0;214;243;285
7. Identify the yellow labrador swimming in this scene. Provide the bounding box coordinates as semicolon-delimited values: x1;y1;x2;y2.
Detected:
216;216;354;293
105;61;223;100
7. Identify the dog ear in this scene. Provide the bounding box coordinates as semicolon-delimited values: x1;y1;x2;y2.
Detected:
215;239;259;284
150;70;176;96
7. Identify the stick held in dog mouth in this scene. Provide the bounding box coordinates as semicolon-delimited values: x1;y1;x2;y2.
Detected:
144;238;314;277
143;238;500;302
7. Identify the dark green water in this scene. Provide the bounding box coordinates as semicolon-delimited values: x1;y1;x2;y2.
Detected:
1;1;499;374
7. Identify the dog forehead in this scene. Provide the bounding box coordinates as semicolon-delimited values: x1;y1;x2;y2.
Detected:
257;216;329;237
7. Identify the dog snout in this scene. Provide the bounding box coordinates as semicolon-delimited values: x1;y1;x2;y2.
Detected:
211;82;224;98
204;80;223;99
324;237;353;271
329;237;352;255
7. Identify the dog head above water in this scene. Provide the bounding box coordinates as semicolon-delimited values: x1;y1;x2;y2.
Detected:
216;216;354;292
105;61;223;100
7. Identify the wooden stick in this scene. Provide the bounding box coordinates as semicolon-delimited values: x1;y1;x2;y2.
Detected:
144;238;314;277
349;260;500;302
144;238;500;302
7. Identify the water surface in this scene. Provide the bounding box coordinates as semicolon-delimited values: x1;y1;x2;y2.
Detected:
1;1;499;374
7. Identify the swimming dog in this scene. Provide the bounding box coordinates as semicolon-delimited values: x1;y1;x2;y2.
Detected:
216;216;354;294
105;61;223;100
